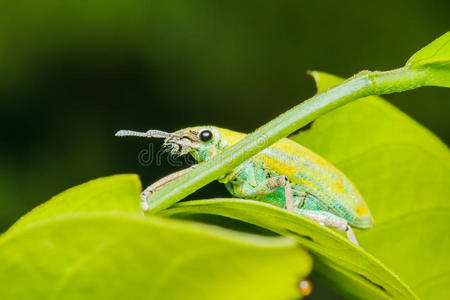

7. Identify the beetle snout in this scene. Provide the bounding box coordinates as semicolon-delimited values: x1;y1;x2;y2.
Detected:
163;136;181;150
163;134;198;155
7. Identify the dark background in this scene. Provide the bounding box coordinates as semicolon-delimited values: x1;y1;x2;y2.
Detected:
0;0;448;245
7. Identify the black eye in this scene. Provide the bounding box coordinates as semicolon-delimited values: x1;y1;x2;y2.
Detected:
199;130;213;142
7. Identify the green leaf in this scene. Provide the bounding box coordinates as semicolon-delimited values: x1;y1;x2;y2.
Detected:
293;72;450;299
163;199;416;300
405;31;450;87
0;212;311;300
0;176;312;300
9;174;142;232
407;32;450;67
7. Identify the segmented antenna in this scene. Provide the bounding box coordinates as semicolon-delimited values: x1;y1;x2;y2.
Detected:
115;129;172;138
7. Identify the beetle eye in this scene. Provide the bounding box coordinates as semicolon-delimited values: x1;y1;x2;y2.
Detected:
199;130;213;142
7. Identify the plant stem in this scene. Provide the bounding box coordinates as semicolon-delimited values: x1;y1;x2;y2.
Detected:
145;67;429;213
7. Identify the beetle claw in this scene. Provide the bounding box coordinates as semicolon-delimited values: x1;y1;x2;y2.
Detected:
346;226;359;246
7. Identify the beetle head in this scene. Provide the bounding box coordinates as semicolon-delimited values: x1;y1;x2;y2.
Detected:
115;126;221;162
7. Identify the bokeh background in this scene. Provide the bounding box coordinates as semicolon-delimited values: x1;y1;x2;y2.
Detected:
0;0;448;275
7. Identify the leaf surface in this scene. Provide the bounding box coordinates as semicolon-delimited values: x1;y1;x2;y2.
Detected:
0;213;311;300
1;175;312;300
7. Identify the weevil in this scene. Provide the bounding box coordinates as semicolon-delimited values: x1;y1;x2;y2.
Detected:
116;126;373;245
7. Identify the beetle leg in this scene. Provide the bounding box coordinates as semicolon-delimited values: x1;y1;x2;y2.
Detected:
140;165;197;211
285;179;294;212
227;172;296;212
265;176;294;212
296;209;359;246
345;225;359;246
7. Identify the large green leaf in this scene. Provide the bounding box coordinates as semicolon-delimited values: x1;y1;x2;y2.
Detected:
294;72;450;299
0;212;311;300
405;31;450;87
1;175;312;300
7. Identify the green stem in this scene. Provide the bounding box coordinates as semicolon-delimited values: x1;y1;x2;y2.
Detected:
146;67;428;213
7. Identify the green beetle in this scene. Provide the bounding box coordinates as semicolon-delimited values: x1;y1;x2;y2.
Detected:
116;125;373;245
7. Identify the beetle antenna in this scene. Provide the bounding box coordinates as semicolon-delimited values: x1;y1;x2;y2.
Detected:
115;129;172;138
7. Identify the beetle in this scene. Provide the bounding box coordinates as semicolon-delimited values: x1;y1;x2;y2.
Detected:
116;126;373;245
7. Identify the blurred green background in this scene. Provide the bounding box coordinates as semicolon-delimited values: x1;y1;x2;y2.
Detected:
0;0;449;234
